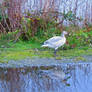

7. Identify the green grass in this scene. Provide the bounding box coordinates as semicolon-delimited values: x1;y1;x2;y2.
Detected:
0;40;41;50
0;40;92;63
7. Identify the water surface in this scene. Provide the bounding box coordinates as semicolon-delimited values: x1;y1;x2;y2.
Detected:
0;62;92;92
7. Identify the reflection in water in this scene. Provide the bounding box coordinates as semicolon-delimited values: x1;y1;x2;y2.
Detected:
0;63;92;92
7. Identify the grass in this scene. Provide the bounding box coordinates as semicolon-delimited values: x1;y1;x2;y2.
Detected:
0;40;92;63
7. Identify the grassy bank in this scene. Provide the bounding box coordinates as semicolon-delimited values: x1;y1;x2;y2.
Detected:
0;40;92;63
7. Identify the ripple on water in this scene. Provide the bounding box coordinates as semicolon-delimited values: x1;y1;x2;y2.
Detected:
0;59;92;92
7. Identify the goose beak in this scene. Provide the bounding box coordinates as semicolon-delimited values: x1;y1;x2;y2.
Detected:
63;31;68;35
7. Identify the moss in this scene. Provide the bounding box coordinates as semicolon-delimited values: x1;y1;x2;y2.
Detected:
74;56;86;62
0;46;92;63
55;56;63;60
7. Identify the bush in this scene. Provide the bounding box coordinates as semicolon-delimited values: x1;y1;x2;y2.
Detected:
15;13;57;41
65;27;92;49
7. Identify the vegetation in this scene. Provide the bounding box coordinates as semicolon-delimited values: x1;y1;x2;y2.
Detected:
0;0;92;62
0;46;92;62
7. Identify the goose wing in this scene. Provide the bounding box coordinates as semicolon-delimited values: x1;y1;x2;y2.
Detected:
44;36;62;44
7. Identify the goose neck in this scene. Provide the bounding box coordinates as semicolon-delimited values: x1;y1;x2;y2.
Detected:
61;34;65;37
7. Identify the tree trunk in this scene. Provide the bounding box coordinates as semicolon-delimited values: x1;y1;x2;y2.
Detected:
8;0;22;30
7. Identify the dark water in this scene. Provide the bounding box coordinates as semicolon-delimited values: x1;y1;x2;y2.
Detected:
0;63;92;92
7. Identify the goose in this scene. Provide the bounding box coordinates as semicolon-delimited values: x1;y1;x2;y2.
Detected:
41;31;67;56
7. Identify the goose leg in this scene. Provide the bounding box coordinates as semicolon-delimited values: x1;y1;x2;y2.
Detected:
54;49;58;56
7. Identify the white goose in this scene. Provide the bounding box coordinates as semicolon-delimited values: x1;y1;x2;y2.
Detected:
41;31;67;56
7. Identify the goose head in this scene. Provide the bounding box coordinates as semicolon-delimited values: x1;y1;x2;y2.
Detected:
61;31;68;37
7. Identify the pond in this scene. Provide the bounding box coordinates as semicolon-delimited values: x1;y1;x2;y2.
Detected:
0;61;92;92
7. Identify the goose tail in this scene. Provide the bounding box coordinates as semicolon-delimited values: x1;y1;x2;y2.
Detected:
41;44;48;47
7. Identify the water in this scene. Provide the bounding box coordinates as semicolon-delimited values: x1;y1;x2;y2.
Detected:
0;63;92;92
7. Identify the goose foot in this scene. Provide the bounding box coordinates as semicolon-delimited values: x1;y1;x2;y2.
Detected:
54;49;58;57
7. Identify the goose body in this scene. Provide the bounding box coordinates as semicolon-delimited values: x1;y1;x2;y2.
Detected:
41;31;67;55
42;36;66;50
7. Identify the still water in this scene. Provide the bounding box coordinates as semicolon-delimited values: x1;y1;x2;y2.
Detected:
0;63;92;92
